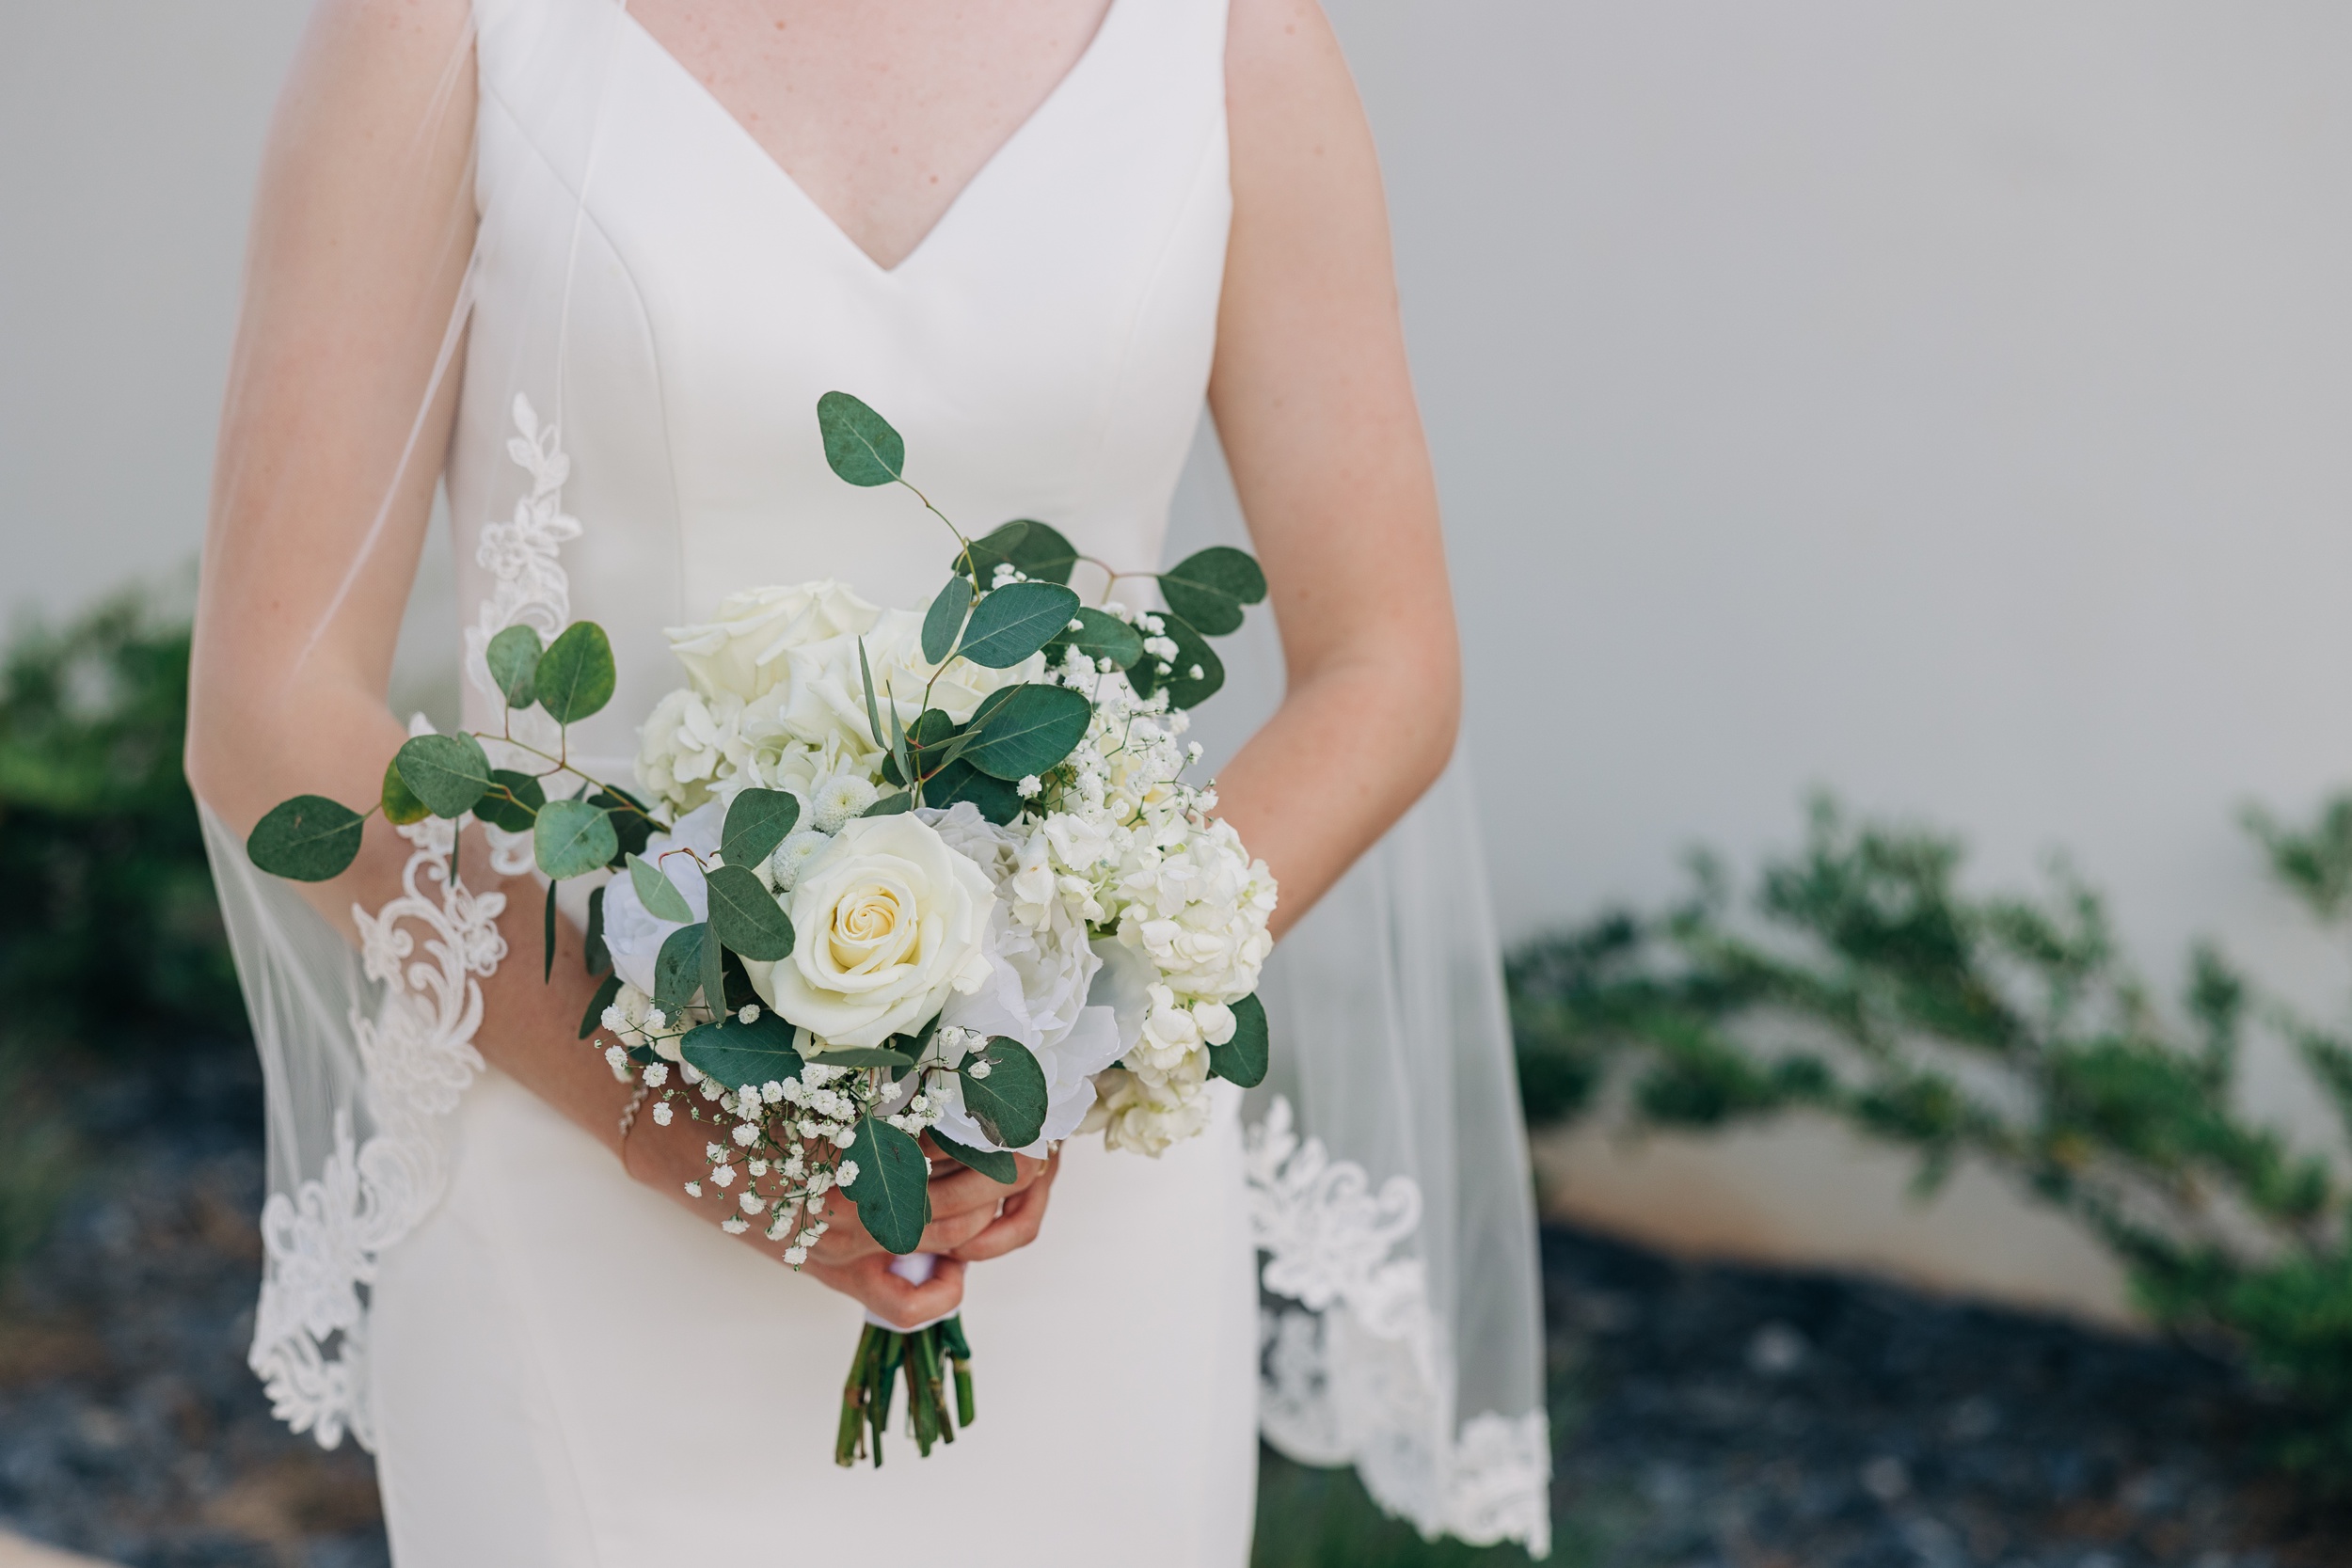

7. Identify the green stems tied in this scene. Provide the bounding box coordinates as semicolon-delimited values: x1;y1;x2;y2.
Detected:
834;1314;975;1467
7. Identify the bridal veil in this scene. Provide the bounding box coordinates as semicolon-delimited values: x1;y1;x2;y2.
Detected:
193;1;1551;1553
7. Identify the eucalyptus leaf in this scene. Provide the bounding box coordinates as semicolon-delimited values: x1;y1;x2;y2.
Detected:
860;792;915;817
959;1037;1049;1149
960;685;1091;781
1130;610;1224;709
1045;607;1146;671
957;518;1078;586
1156;546;1268;637
579;972;622;1040
924;759;1023;824
706;863;794;961
379;757;431;827
811;1046;916;1069
588;784;654;863
628;852;693;924
679;1008;805;1092
722;787;801;870
474;768;545;834
817;391;906;486
699;911;728;1021
654;923;707;1022
246;795;364;882
394;732;493;819
845;1115;931;1256
542;879;558;982
535;622;617;725
922;574;974;665
1206;992;1270;1088
957;581;1082;669
534;797;618;879
930;1131;1017;1184
584;884;610;976
485;623;543;708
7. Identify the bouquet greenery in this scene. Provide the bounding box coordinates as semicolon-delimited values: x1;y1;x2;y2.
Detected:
246;393;1278;1465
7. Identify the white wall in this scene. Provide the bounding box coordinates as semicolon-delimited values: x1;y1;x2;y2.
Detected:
9;1;2352;1315
0;0;309;618
1329;0;2352;1315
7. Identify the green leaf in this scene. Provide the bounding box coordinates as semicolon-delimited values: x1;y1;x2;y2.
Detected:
722;787;801;870
534;797;619;879
679;1008;805;1092
1045;607;1146;672
956;581;1082;670
700;910;728;1021
535;622;617;725
378;756;431;826
883;708;959;788
961;685;1091;781
845;1115;930;1255
542;878;558;982
817;391;906;486
931;1131;1018;1184
1130;610;1224;709
627;852;693;924
654;923;707;1021
924;759;1024;824
812;1046;917;1069
588;785;653;863
584;884;611;975
485;623;543;708
474;768;545;833
861;791;915;817
1207;992;1270;1088
246;795;364;881
394;732;493;819
960;1037;1049;1149
957;519;1080;586
922;574;974;665
1157;546;1267;637
706;863;794;961
579;972;622;1040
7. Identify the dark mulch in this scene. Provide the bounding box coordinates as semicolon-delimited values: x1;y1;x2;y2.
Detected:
7;1045;2349;1567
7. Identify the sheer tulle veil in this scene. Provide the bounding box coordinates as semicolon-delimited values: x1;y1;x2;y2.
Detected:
193;0;1550;1552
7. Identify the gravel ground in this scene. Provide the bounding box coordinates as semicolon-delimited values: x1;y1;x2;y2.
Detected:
5;1046;2349;1568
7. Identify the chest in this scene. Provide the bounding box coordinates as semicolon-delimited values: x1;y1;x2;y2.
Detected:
626;0;1117;270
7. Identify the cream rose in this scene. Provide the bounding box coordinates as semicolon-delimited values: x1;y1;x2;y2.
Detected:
745;814;997;1049
772;607;1046;755
664;580;879;704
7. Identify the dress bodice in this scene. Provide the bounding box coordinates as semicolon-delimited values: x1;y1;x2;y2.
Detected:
448;0;1232;770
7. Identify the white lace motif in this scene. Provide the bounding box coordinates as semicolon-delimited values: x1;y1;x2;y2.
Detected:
1247;1097;1552;1558
246;808;504;1449
247;401;566;1448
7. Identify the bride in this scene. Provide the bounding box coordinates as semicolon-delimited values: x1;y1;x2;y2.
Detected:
186;0;1549;1560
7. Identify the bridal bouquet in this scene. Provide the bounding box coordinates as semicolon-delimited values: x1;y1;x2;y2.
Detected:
246;392;1278;1466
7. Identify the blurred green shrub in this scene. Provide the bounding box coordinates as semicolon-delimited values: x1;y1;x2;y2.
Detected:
0;594;242;1057
1511;794;2352;1483
0;594;242;1279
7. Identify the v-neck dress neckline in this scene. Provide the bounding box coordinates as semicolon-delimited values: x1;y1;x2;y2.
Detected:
613;0;1131;278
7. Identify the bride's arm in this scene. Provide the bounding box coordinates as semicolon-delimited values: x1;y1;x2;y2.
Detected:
184;0;1022;1324
1211;0;1463;934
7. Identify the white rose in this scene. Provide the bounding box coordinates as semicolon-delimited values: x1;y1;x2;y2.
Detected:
664;580;880;704
771;608;1049;756
746;814;998;1049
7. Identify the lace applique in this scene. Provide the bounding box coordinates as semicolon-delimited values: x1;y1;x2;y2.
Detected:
465;394;579;747
1247;1097;1552;1558
246;754;507;1449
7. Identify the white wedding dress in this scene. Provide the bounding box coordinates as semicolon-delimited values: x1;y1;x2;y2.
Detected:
200;0;1554;1558
375;0;1256;1560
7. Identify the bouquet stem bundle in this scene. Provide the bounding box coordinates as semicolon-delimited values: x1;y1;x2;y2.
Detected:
836;1315;976;1466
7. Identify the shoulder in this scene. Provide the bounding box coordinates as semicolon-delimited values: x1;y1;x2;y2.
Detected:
1225;0;1353;108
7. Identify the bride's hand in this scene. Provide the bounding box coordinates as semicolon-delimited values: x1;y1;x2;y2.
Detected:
803;1144;1060;1266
